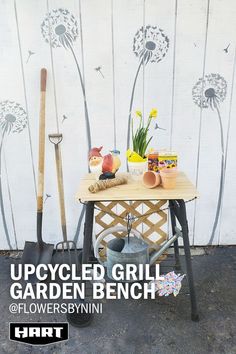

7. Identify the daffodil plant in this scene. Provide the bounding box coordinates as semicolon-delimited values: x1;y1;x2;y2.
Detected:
131;109;157;159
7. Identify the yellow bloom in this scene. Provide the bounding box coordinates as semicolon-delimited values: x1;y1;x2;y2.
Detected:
149;108;158;118
135;110;142;118
153;165;158;172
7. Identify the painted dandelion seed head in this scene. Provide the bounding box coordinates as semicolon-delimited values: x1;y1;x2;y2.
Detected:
41;8;79;49
133;25;169;64
0;101;27;134
192;73;227;109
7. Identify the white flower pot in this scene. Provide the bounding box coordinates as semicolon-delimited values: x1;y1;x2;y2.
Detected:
128;161;148;180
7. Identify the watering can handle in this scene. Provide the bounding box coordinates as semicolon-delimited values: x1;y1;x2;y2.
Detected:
94;225;145;265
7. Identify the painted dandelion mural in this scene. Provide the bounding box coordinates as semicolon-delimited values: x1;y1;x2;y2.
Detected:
133;25;169;64
192;73;227;244
192;74;227;110
127;25;169;154
41;9;79;49
0;101;27;249
41;8;91;150
41;8;88;244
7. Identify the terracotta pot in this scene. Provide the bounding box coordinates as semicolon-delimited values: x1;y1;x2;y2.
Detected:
142;171;161;189
128;160;148;180
160;168;178;189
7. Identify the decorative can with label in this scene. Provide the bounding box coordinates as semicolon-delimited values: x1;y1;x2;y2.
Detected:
158;151;178;170
148;151;159;172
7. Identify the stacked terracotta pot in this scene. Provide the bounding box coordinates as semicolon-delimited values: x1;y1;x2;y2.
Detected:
142;168;178;189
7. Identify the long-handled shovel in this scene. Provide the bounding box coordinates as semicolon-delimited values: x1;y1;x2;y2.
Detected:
48;133;79;268
21;68;54;281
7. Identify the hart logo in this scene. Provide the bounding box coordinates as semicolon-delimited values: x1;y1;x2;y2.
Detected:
9;322;69;345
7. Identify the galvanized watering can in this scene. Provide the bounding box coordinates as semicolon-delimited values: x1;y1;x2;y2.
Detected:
94;225;181;281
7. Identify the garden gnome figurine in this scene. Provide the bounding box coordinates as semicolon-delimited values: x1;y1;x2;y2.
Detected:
88;147;121;180
88;146;103;179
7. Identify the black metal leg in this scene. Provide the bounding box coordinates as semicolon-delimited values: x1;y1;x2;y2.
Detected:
177;199;199;321
169;201;181;270
82;201;94;264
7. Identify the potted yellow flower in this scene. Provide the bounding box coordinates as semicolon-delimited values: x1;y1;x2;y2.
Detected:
127;108;157;178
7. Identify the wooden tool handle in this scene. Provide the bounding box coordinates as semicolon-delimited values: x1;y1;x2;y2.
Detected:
54;144;67;242
48;133;63;145
37;68;47;215
40;68;47;92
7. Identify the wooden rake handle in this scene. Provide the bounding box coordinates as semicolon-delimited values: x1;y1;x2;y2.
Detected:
49;133;67;242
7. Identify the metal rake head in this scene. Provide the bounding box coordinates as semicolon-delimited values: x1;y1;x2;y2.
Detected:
55;240;79;270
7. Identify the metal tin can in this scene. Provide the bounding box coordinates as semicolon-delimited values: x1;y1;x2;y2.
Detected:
158;151;178;170
148;151;159;172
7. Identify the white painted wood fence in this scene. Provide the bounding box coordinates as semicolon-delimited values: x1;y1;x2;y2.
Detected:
0;0;235;249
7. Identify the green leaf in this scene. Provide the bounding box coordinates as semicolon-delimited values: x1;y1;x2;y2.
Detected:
132;116;153;157
143;136;152;153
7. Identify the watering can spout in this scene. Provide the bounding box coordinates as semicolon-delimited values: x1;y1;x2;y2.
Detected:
149;227;182;265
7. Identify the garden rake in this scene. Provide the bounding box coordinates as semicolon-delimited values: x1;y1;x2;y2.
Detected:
49;133;79;268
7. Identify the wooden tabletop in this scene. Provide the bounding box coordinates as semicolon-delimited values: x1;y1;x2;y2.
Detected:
76;172;199;202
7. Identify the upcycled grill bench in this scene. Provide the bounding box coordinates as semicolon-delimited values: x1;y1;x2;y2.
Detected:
76;171;200;321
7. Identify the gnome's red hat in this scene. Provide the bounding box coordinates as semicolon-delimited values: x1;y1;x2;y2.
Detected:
88;146;103;160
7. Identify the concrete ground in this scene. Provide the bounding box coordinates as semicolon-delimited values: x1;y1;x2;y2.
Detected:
0;247;236;354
